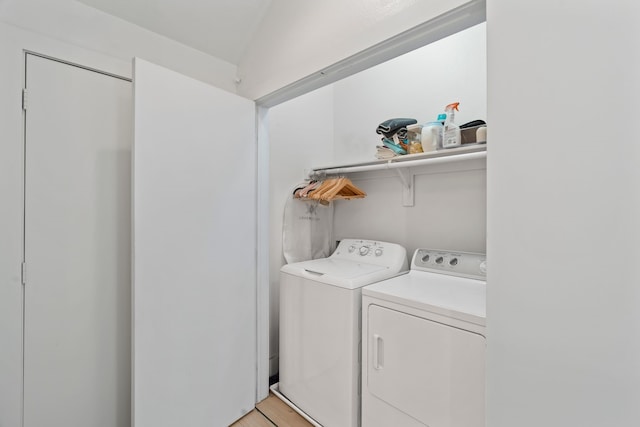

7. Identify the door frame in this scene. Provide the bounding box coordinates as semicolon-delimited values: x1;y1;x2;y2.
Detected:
22;51;134;426
17;49;133;426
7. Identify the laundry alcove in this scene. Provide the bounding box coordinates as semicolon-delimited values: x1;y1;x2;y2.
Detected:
265;19;487;378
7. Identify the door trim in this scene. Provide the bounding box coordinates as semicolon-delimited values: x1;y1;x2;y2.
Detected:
25;50;131;82
255;105;270;401
22;51;133;426
254;0;486;108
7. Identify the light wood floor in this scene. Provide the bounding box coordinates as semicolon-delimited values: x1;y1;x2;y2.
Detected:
230;392;313;427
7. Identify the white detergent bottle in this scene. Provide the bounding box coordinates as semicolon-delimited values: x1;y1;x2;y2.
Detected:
442;102;461;148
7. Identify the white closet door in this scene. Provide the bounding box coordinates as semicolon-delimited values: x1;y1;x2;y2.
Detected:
132;58;257;427
23;54;132;427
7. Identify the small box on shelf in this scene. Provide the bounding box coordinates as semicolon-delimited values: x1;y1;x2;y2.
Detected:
461;125;487;145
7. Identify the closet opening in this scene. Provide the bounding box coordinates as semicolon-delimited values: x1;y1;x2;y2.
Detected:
259;4;487;381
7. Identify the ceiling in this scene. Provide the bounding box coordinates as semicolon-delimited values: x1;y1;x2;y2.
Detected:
76;0;272;65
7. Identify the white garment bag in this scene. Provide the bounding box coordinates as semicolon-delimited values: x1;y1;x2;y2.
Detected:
282;197;333;263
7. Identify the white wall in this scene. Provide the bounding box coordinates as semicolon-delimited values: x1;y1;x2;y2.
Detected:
237;0;472;100
0;2;238;424
268;23;486;375
0;22;30;427
486;1;640;425
267;85;335;375
0;0;238;91
332;22;486;164
332;22;486;255
333;162;486;258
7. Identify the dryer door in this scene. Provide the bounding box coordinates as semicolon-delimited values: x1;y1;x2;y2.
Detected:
367;305;485;427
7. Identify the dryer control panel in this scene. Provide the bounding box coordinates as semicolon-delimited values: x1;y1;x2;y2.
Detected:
413;249;486;280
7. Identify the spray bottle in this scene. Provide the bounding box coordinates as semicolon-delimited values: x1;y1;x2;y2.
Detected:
442;102;461;149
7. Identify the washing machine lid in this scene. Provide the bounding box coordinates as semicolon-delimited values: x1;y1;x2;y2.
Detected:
362;270;486;325
281;258;400;289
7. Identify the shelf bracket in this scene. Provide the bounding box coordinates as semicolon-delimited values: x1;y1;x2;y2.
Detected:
393;167;414;207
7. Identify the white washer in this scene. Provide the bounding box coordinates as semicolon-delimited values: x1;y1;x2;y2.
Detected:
278;239;408;427
361;248;487;427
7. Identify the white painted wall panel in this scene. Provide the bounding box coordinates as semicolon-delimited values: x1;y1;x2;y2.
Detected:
486;1;640;425
133;58;256;427
333;162;486;257
332;22;486;164
0;0;237;92
267;85;335;374
0;25;27;427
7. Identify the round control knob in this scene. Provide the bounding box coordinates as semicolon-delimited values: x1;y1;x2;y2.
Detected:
421;254;430;262
449;257;458;266
435;256;444;264
479;260;487;274
359;246;370;256
375;248;383;257
348;245;356;253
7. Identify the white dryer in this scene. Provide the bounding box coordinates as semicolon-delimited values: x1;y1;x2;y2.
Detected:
361;248;487;427
278;239;408;427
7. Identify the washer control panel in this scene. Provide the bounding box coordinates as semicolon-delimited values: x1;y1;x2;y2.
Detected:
333;239;408;268
343;240;387;258
413;248;486;280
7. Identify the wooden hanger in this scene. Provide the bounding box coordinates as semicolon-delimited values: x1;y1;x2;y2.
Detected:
294;180;320;198
308;178;339;201
309;177;366;202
